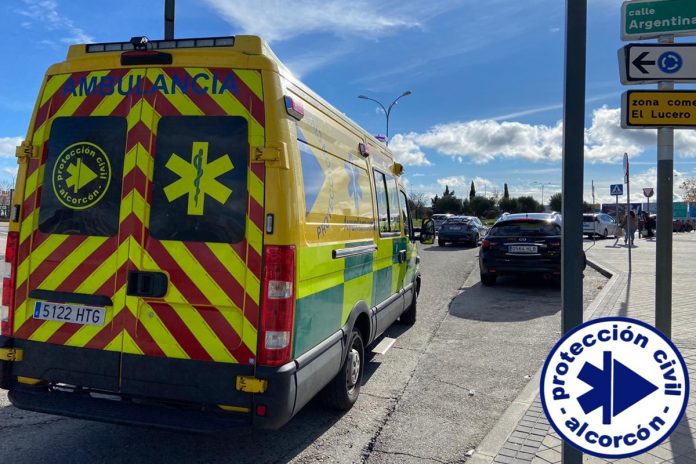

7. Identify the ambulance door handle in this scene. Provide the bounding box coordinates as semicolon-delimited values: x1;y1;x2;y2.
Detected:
398;250;407;263
127;271;168;298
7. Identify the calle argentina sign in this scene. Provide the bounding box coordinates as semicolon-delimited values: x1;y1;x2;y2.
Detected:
622;0;696;40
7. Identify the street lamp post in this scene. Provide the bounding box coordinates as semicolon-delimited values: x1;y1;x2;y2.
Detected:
357;91;412;146
534;182;553;207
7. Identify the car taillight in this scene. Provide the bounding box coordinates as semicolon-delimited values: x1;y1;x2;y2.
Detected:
1;231;19;336
258;245;296;367
549;241;561;248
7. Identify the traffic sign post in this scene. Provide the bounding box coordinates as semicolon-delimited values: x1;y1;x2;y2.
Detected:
622;0;696;40
624;153;631;271
620;43;696;84
611;184;624;223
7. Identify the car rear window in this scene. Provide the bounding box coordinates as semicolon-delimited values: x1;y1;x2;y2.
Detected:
489;220;561;237
444;217;469;224
583;215;595;222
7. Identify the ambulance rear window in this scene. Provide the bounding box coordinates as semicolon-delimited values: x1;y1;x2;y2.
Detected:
38;117;126;236
149;116;248;243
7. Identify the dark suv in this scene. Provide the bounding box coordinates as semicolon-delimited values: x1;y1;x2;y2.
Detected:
478;213;563;286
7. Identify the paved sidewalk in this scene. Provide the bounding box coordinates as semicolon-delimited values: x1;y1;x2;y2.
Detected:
474;233;696;464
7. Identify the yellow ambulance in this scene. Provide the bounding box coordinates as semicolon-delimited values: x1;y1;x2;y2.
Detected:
0;35;432;430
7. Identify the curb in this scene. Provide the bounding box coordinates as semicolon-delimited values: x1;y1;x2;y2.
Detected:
465;256;619;463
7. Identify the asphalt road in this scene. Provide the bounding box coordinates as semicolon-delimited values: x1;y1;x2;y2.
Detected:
0;236;606;464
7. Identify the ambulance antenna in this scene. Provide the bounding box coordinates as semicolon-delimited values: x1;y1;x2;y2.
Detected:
165;0;175;40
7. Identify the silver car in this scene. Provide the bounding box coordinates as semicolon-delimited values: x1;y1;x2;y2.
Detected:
583;213;619;238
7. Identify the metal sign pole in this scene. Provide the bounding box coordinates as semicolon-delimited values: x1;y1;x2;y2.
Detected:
656;35;674;338
625;154;631;270
165;0;175;40
561;0;586;462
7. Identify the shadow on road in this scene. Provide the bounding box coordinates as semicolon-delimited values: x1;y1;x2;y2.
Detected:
0;396;348;463
448;276;561;323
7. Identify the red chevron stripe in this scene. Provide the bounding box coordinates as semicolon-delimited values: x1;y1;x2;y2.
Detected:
244;293;259;333
55;237;118;293
118;213;145;247
183;242;245;308
73;69;130;117
193;304;255;363
121;165;149;201
247;246;261;280
126;121;152;153
209;68;265;127
147;302;212;361
249;195;264;232
251;162;265;182
29;235;89;289
162;68;226;116
151;87;182;117
145;239;211;306
34;72;90;129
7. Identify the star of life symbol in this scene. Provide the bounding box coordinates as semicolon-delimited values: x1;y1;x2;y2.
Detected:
163;141;234;215
540;317;689;459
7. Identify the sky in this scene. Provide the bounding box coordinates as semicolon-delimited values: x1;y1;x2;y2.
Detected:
2;0;696;206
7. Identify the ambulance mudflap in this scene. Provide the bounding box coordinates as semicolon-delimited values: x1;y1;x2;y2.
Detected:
8;67;266;417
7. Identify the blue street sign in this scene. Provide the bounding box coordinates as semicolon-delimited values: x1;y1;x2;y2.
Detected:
610;184;624;196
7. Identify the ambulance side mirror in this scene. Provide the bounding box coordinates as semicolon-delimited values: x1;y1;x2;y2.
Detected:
419;219;435;245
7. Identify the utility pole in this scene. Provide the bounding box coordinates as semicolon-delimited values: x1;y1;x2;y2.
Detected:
165;0;175;40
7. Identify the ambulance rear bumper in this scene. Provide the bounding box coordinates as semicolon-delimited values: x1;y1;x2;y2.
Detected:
0;333;343;431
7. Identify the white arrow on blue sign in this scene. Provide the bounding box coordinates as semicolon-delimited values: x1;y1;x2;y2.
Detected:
611;184;624;196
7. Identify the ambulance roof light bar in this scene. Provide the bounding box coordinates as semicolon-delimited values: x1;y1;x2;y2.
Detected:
86;36;235;53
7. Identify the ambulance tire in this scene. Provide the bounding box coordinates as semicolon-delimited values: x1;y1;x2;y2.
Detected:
323;329;364;410
400;292;417;325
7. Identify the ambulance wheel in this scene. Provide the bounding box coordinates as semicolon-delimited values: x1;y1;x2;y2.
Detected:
400;293;417;325
323;329;364;410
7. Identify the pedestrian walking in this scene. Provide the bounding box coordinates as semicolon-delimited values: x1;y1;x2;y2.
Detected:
622;210;638;246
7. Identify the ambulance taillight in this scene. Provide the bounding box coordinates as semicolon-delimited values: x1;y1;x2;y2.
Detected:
258;246;296;367
1;231;19;336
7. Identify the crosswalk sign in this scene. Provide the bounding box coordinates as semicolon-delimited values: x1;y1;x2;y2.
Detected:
610;184;624;196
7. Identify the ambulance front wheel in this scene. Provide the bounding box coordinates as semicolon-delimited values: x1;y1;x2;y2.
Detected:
400;292;417;325
323;329;364;410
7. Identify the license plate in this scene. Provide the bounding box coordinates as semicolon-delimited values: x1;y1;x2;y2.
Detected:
33;301;106;326
449;226;461;230
509;245;538;253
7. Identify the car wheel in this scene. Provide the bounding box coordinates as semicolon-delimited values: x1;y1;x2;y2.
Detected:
473;234;480;247
322;329;364;410
400;292;417;325
602;228;608;239
480;272;497;286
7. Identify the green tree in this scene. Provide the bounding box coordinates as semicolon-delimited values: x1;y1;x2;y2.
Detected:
503;183;510;200
582;201;594;213
469;195;495;217
433;195;462;214
469;181;476;200
549;192;563;212
516;195;543;213
498;197;517;213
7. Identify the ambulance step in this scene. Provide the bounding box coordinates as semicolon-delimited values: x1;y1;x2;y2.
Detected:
372;337;396;355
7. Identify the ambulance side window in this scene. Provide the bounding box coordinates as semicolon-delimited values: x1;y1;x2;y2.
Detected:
400;190;412;238
373;171;390;234
373;170;400;236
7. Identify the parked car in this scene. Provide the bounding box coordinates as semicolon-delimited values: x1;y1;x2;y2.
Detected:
432;213;454;232
439;216;481;247
479;212;578;286
583;213;619;238
463;216;488;236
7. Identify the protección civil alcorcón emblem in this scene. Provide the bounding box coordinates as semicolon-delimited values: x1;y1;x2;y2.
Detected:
52;141;112;210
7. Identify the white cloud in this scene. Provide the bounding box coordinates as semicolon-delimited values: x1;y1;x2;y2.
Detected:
202;0;420;42
0;137;22;158
16;0;93;44
436;176;467;189
389;133;431;166
391;106;696;165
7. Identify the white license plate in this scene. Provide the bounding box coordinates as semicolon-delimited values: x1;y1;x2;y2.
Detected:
33;301;106;326
509;245;538;253
449;226;462;230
